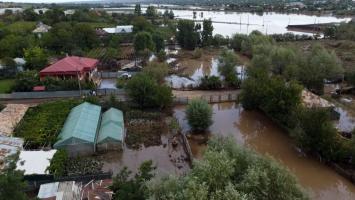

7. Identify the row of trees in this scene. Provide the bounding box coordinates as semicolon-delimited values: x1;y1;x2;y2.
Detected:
241;52;353;167
110;137;308;200
231;31;343;94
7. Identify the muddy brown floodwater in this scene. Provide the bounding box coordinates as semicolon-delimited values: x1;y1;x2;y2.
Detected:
173;102;355;200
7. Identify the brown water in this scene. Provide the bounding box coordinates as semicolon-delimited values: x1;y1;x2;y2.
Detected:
99;130;189;177
173;102;355;200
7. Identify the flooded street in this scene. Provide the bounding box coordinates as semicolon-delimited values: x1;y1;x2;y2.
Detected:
174;102;355;200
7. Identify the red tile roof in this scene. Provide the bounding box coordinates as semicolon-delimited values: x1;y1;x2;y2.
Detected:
40;56;98;76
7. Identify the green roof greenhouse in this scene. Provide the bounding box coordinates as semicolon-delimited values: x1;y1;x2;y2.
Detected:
53;102;124;156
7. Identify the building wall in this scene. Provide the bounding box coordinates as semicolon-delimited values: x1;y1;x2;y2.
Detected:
57;143;95;157
96;141;122;152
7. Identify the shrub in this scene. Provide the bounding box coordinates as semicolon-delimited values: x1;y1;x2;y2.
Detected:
148;137;308;200
199;75;222;90
126;73;172;109
186;99;213;131
192;48;203;59
143;62;169;83
46;149;68;178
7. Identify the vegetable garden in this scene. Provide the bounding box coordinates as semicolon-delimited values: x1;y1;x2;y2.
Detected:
14;99;81;149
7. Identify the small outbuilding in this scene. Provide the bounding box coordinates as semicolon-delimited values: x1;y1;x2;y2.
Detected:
97;108;124;152
53;102;101;156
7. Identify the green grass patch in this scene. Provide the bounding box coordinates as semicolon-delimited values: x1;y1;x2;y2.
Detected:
0;79;15;93
14;99;81;149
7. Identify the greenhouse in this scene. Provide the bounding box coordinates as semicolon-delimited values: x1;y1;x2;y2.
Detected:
53;102;101;156
97;108;124;152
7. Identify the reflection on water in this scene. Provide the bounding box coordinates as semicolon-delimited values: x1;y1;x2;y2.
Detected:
173;102;355;200
170;10;351;36
166;58;245;89
334;107;355;133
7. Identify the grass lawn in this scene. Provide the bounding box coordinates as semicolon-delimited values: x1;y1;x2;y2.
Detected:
0;79;15;93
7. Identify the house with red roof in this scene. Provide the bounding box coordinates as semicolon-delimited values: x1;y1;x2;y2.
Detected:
39;56;99;81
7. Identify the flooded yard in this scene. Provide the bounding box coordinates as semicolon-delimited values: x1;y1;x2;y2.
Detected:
166;49;246;89
173;102;355;200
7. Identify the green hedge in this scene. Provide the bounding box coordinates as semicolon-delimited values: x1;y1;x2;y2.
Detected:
14;100;81;149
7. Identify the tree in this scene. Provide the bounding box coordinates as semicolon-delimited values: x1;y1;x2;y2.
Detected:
143;62;169;83
0;35;29;58
132;16;153;33
134;31;155;53
126;73;172;109
146;6;157;18
199;75;222;90
186;99;213;131
202;19;214;47
292;107;340;161
24;46;48;70
43;8;65;25
134;4;142;15
148;137;308;200
176;20;199;50
218;50;240;88
230;34;248;51
22;8;38;21
46;149;68;178
297;44;343;94
73;23;98;50
12;70;40;92
152;32;165;53
0;170;28;200
42;22;74;54
111;160;155;200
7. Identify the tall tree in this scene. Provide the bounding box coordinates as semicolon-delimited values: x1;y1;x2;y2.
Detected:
176;20;199;50
202;19;214;47
134;31;155;53
134;4;142;16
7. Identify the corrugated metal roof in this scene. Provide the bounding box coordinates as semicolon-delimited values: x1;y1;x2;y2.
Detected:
97;108;124;143
54;102;101;148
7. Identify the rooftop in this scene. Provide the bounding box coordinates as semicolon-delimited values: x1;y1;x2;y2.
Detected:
40;56;98;76
54;102;101;148
16;150;56;175
97;108;124;143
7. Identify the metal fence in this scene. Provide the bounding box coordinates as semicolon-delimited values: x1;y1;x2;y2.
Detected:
98;71;118;79
174;93;240;105
25;172;113;190
0;89;126;100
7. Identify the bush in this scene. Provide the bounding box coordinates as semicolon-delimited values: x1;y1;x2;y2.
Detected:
186;99;213;131
291;107;341;162
143;62;169;83
192;48;203;59
126;73;172;109
199;75;222;90
111;160;156;200
148;137;308;200
47;149;68;178
14;100;81;149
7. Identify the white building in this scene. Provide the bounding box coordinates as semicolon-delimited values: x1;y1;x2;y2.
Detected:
103;25;133;34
